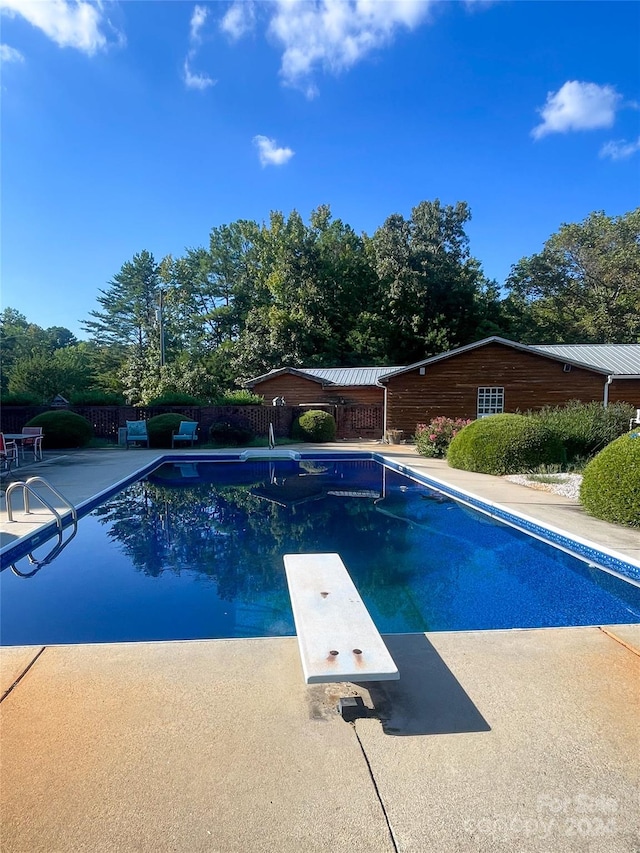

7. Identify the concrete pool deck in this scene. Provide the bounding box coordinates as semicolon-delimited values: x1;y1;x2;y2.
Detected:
1;445;639;852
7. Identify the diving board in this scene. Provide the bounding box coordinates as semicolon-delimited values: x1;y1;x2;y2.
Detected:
283;553;399;684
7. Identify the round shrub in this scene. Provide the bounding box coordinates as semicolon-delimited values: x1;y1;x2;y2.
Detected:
209;419;254;446
580;432;640;527
147;414;196;448
291;410;337;443
26;411;93;448
447;414;564;475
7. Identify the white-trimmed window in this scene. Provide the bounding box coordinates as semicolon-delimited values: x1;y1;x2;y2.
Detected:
477;386;504;418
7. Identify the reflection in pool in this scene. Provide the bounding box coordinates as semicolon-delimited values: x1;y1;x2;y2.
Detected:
1;459;639;645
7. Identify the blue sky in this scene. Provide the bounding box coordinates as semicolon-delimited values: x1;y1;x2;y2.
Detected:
2;0;639;339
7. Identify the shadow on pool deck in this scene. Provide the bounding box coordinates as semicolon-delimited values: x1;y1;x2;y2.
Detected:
363;633;492;736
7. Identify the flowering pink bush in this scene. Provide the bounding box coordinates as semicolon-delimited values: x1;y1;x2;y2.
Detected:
415;417;473;458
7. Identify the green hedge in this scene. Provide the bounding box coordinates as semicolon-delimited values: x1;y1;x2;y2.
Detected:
447;414;564;475
533;400;634;461
579;432;640;527
213;390;263;405
26;411;93;448
1;392;41;406
291;410;337;443
146;392;203;406
148;414;195;448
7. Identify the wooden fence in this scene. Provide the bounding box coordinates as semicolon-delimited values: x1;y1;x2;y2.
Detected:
0;404;383;442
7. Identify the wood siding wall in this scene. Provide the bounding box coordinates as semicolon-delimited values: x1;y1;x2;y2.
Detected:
609;379;640;405
252;374;384;406
384;343;618;435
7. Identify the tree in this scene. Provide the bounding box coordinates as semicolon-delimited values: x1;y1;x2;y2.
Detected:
83;250;160;350
231;206;380;377
82;251;162;403
504;209;640;343
8;345;95;402
307;205;381;364
164;220;263;356
370;200;492;363
0;308;78;395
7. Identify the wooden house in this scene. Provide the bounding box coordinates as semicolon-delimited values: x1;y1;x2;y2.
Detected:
379;338;640;437
244;366;402;407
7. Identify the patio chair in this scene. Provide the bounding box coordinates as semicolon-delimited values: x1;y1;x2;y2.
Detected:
31;434;44;462
125;420;149;448
171;421;198;448
21;427;43;461
0;433;18;473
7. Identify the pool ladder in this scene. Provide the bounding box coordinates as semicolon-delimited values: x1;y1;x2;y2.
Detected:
5;476;78;573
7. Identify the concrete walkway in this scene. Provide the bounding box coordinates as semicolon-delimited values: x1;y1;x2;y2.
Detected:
1;445;639;852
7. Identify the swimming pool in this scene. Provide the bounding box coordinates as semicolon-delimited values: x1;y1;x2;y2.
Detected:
1;456;639;645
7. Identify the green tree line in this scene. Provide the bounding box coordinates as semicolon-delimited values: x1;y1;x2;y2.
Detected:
2;202;638;405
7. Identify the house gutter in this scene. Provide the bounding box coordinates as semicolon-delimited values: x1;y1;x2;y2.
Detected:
603;375;613;408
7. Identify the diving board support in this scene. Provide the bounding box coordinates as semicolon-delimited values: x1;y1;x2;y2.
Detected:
283;553;399;684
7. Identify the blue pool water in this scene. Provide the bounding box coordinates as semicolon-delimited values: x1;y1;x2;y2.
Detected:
1;459;639;645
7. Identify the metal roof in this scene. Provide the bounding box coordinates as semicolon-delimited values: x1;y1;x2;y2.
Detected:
532;345;640;376
246;366;401;387
296;366;402;386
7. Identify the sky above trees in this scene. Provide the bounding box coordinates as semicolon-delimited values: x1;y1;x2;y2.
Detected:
2;1;639;336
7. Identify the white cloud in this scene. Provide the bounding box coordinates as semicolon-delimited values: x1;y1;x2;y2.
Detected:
0;42;24;62
220;0;256;41
532;80;621;140
253;135;295;166
190;4;208;42
183;59;215;91
0;0;113;55
599;136;640;161
183;4;215;91
268;0;432;95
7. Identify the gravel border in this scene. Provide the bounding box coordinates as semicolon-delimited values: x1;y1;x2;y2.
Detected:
504;472;583;500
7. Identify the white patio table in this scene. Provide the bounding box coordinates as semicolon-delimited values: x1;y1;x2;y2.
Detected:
3;434;44;464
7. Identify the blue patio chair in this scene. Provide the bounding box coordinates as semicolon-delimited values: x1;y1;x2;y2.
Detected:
171;421;198;448
125;420;149;448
